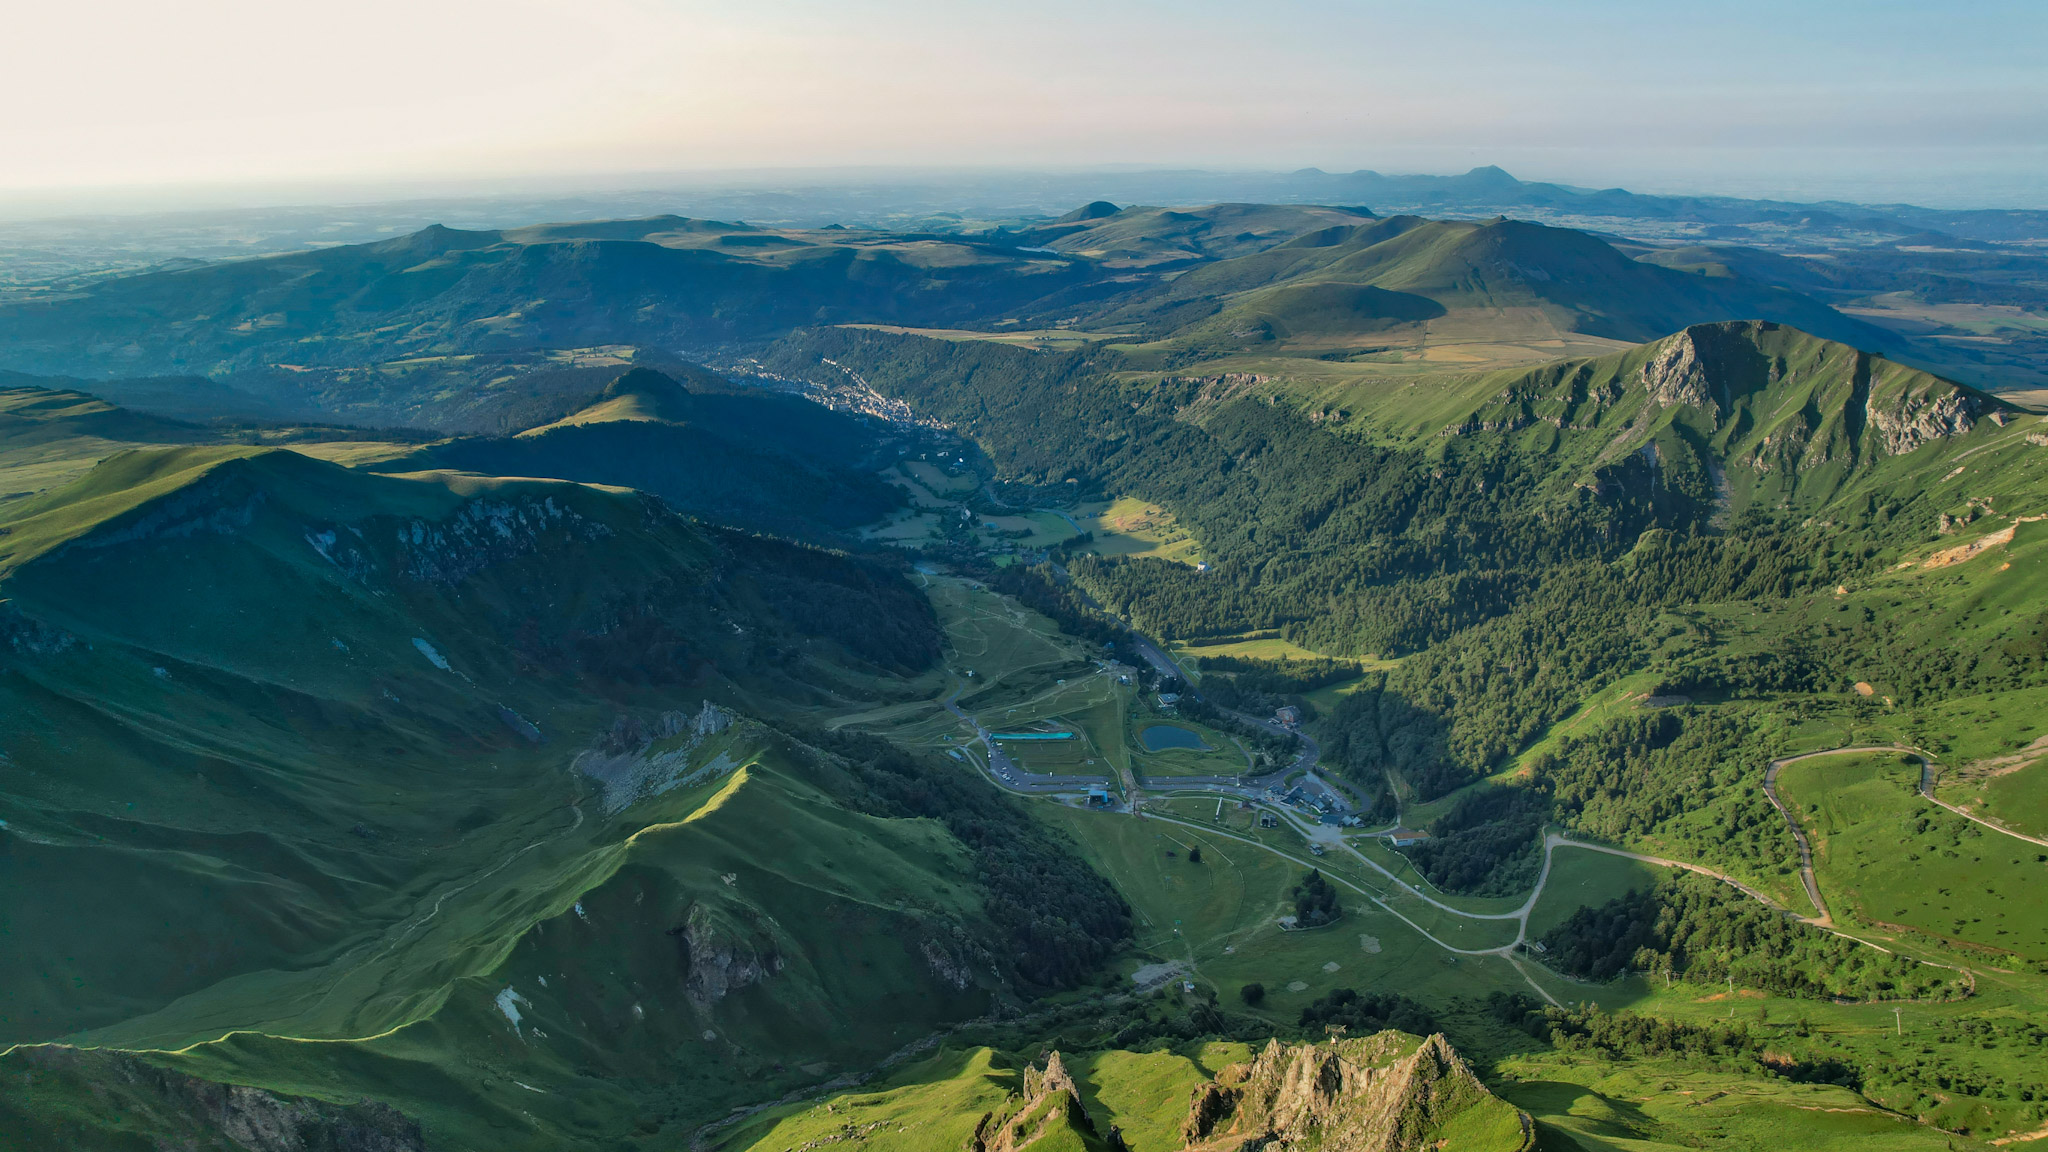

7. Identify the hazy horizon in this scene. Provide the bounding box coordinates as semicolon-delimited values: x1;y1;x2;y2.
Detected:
4;0;2044;215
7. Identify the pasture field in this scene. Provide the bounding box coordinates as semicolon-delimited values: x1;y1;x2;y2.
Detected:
1523;847;1669;941
1036;806;1545;1024
1073;497;1204;565
1498;1059;1964;1152
1173;634;1349;664
1776;752;2048;962
1974;757;2048;840
979;510;1079;547
902;459;979;495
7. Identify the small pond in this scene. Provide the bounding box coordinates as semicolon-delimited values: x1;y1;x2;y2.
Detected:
1139;724;1211;752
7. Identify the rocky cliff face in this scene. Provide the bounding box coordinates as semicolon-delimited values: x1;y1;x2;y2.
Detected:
1638;327;1725;417
1866;384;1982;455
0;1045;425;1152
1178;1033;1530;1152
671;902;784;1015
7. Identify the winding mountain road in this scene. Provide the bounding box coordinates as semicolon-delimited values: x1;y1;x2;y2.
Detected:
1765;743;2048;929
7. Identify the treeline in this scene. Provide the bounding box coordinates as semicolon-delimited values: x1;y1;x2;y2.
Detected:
987;562;1127;655
1486;994;1859;1085
800;729;1132;992
1534;706;1795;879
1192;653;1357;721
1398;786;1548;897
1298;988;1436;1036
1538;870;1960;1001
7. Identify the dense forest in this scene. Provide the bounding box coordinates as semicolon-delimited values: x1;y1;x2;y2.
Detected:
1397;786;1548;896
767;330;1913;803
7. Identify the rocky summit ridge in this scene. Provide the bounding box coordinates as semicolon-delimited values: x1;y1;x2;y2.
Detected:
1180;1033;1531;1152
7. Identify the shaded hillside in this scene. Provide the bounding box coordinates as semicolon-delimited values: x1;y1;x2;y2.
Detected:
390;367;903;538
0;1046;425;1152
1093;216;1887;349
0;221;1095;377
0;444;1136;1146
1012;202;1378;268
0;379;437;515
0;445;942;1045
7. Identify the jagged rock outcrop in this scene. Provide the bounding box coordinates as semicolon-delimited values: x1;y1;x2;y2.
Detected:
668;902;784;1015
1866;385;1981;455
1639;327;1723;416
575;701;738;813
0;1045;424;1152
397;494;613;583
1178;1033;1530;1152
968;1052;1103;1152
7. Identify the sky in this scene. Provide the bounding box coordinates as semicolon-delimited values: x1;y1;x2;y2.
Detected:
3;0;2045;208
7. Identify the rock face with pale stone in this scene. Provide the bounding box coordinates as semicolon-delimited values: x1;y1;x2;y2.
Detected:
1178;1032;1532;1152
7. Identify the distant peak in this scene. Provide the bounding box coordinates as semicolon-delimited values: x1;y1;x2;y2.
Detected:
599;367;686;402
1459;165;1523;190
374;223;500;255
1057;200;1121;223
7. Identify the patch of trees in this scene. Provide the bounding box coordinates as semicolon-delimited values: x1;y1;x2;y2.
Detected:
1538;871;1959;1001
1532;707;1795;878
1291;869;1342;927
1194;653;1358;721
1195;653;1358;690
1398;786;1547;897
1297;988;1435;1036
719;530;943;674
801;729;1132;993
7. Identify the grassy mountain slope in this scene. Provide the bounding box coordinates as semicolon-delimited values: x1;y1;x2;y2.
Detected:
1014;203;1379;268
720;1033;1527;1152
0;443;1139;1145
388;367;904;538
1095;217;1888;351
0;383;211;509
0;222;1093;377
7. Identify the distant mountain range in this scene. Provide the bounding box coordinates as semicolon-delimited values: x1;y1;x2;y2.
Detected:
0;203;1901;390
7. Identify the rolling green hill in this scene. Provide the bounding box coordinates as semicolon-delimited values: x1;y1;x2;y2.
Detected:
0;220;1096;378
1012;203;1380;268
386;366;905;538
1091;216;1890;351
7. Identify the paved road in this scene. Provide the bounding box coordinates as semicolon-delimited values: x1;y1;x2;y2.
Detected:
1766;743;2048;929
1916;749;2048;849
1761;749;1842;923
